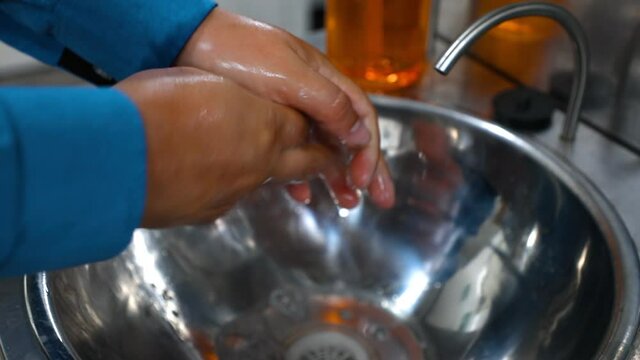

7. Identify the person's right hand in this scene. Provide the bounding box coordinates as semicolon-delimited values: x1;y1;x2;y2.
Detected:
117;67;335;228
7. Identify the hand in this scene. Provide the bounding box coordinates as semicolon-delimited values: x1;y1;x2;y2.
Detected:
176;8;395;208
117;67;334;227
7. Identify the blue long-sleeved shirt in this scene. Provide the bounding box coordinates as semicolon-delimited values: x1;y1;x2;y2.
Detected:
0;0;217;276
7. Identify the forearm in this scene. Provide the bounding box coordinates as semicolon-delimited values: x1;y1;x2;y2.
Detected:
0;0;217;80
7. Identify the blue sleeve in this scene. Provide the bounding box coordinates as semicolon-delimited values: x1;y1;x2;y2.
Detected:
0;0;217;80
0;88;146;276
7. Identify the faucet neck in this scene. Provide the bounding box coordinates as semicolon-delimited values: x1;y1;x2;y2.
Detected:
435;2;590;142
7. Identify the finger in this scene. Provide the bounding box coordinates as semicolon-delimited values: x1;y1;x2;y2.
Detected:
322;71;380;189
321;164;361;209
271;143;334;181
306;46;383;190
276;62;372;148
306;92;379;194
367;159;396;209
286;182;312;204
349;148;378;190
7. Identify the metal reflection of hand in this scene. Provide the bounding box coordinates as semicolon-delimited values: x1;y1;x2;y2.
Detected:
377;121;467;271
405;121;464;220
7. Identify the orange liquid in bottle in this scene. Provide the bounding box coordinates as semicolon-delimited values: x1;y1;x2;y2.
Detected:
471;0;566;86
327;0;431;93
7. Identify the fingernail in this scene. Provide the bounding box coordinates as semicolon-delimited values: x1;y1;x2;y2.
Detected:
346;172;355;188
376;173;388;195
346;121;371;146
342;191;358;203
382;174;396;207
350;166;371;190
376;173;395;202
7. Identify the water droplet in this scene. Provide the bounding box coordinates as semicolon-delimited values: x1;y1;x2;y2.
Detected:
364;323;389;341
270;289;304;319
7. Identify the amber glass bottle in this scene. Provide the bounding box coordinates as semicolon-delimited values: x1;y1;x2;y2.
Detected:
326;0;432;92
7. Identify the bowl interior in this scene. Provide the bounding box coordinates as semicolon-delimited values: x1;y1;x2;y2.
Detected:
36;102;619;360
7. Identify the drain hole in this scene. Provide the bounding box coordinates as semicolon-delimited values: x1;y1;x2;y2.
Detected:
285;331;371;360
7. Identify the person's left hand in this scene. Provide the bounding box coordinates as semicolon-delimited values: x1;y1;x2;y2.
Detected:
176;8;395;209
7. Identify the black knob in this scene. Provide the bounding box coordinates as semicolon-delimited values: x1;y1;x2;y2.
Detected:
493;87;556;132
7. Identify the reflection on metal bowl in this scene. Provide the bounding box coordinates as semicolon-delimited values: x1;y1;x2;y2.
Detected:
26;97;640;359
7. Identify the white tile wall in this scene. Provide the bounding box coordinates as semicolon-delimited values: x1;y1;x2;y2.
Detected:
216;0;323;37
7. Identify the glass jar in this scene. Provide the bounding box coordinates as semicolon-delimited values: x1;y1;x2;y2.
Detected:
326;0;432;92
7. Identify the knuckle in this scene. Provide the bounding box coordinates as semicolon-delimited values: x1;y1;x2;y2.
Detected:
272;79;294;104
258;119;282;155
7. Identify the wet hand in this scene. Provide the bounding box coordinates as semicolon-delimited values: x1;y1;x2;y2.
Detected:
176;9;395;208
117;67;336;227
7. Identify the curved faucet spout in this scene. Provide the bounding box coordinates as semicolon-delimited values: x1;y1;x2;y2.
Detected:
435;2;590;142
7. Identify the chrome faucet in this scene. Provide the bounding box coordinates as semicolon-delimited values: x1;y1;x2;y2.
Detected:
434;2;590;142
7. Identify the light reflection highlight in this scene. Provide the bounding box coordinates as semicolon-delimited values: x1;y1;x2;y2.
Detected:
388;270;430;318
338;208;350;218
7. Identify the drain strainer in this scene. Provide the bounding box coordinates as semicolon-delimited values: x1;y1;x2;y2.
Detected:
216;290;430;359
285;331;371;360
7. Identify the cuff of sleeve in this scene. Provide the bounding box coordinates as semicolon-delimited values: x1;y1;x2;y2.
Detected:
52;1;217;80
0;88;146;275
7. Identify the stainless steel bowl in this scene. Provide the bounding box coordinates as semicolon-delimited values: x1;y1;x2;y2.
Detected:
26;97;640;360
